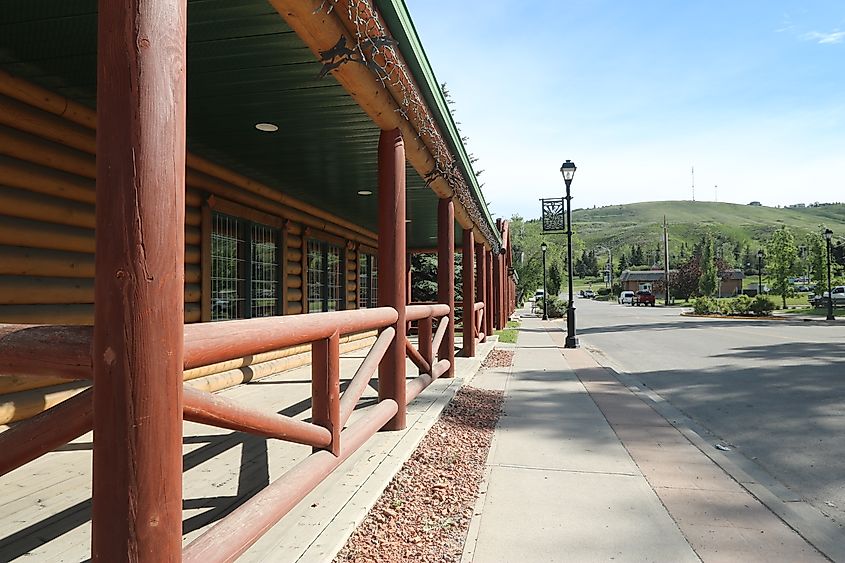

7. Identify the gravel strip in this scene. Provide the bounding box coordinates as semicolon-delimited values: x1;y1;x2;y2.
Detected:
335;386;505;563
481;349;514;369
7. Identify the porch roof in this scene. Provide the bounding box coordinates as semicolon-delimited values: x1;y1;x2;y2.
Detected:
0;0;499;249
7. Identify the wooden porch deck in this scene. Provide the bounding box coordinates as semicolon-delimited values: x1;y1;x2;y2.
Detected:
0;339;483;562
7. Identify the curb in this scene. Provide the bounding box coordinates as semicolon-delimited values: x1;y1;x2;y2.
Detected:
584;346;845;563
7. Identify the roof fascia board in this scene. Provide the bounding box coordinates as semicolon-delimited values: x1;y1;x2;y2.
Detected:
376;0;501;246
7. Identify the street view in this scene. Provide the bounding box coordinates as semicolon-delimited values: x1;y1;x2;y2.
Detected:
1;1;844;562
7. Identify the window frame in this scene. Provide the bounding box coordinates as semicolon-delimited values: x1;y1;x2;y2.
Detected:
358;250;378;309
203;197;284;321
306;236;346;313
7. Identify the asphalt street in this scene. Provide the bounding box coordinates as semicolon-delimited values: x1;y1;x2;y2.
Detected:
572;297;845;530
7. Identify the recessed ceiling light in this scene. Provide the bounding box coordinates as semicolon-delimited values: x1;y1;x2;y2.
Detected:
357;190;373;196
255;122;278;132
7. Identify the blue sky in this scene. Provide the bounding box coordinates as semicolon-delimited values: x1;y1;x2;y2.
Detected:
405;1;845;219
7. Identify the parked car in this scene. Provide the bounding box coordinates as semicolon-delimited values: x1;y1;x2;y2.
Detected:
583;289;595;299
534;289;545;302
633;290;656;306
618;291;635;305
810;286;845;308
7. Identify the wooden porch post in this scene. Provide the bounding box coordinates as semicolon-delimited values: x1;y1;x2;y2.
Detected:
377;128;406;430
437;198;455;377
406;253;412;304
461;228;476;357
475;242;486;343
485;249;494;338
92;0;186;560
493;249;502;330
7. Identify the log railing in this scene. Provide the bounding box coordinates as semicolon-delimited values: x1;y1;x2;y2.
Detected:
405;303;452;403
0;303;454;559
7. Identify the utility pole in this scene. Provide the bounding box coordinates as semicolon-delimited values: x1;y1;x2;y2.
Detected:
663;215;670;305
691;166;695;202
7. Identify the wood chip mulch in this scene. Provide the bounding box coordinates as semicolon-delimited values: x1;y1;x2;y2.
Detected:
334;385;505;563
481;349;514;369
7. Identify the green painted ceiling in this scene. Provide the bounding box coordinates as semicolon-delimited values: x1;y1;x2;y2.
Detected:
0;0;466;248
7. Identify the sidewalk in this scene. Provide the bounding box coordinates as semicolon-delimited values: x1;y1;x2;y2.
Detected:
462;315;826;562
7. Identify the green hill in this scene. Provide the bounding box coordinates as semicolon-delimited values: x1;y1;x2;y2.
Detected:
571;201;845;256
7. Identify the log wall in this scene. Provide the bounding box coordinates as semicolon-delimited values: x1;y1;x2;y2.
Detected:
0;72;381;422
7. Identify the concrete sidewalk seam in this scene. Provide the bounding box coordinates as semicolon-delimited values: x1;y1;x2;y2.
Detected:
485;462;640;478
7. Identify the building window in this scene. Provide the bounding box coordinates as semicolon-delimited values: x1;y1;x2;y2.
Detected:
251;224;279;318
211;211;280;321
308;239;345;313
358;253;378;308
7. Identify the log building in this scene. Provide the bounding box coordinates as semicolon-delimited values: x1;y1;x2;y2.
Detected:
0;0;516;559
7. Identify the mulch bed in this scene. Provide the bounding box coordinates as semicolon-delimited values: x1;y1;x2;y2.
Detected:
335;385;505;563
481;349;514;369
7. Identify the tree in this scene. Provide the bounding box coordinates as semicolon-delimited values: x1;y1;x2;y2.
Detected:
616;252;629;275
806;232;826;291
410;253;438;302
508;215;578;302
673;256;702;300
698;235;718;297
766;226;799;309
549;262;562;296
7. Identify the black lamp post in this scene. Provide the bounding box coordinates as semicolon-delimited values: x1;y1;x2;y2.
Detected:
560;160;578;348
756;250;764;296
824;228;835;321
541;241;548;320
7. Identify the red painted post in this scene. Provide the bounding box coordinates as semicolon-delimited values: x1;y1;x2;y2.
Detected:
437;198;455;377
311;330;340;455
406;253;412;304
377;128;407;430
493;249;502;330
485;249;494;338
418;317;433;373
461;229;476;357
406;253;412;334
475;242;486;343
92;0;186;560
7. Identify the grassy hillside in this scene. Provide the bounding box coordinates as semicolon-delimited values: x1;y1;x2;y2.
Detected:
571;201;845;254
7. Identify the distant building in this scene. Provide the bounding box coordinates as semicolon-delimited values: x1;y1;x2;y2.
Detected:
748;201;762;206
620;269;745;298
619;270;673;298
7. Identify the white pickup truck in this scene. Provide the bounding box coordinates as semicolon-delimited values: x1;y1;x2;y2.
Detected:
810;286;845;308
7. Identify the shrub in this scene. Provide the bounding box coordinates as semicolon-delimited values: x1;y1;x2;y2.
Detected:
731;294;753;315
750;295;776;316
547;295;568;318
596;287;611;296
692;296;716;315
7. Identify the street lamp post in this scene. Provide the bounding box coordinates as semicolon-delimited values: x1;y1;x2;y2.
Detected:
597;246;612;289
541;242;548;320
756;250;764;296
560;160;578;348
824;228;835;321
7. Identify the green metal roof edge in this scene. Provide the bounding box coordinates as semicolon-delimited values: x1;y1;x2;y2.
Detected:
375;0;502;247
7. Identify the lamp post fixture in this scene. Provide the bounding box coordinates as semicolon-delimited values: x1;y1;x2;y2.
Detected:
824;228;835;321
541;241;548;320
560;160;578;348
756;249;764;296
